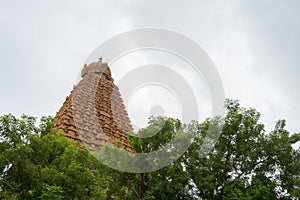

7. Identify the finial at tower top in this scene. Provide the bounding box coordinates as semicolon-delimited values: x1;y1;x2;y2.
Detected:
81;56;110;78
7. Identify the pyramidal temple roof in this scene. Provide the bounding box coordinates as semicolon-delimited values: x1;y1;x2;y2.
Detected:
55;59;133;152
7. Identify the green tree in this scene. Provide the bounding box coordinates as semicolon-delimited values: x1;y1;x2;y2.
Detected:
105;100;300;200
184;99;300;199
104;117;194;200
0;114;108;199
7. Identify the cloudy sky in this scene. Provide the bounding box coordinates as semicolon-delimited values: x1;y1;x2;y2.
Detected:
0;0;299;134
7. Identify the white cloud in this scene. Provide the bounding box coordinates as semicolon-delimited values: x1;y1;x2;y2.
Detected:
0;0;299;133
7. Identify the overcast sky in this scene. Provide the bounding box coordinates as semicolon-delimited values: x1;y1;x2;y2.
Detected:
0;0;299;134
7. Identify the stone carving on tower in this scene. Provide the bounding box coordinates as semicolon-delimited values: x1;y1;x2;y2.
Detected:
54;58;133;152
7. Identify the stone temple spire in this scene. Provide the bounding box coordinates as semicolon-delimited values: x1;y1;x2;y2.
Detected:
55;60;133;152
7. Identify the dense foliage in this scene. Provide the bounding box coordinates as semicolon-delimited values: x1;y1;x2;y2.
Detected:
0;100;299;199
0;115;108;199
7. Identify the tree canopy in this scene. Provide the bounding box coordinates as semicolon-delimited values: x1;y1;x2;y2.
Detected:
0;100;299;199
0;114;108;199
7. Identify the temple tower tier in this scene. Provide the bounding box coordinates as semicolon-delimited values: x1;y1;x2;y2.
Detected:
55;59;133;152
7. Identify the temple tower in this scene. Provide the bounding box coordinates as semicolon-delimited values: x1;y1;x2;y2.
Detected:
54;59;133;151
